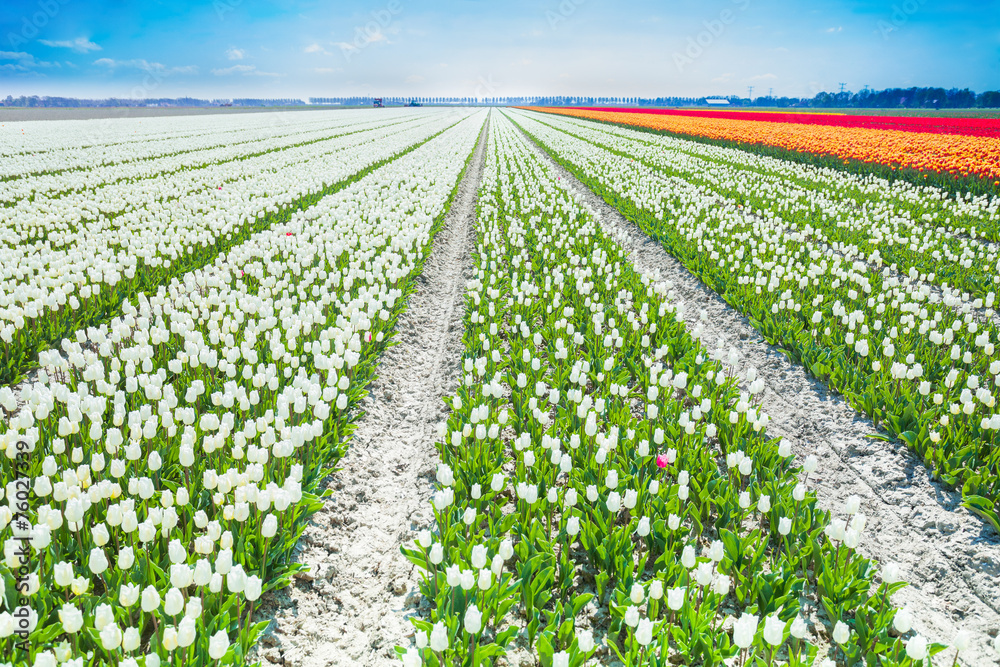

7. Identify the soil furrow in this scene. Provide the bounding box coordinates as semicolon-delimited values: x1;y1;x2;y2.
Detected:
248;117;487;667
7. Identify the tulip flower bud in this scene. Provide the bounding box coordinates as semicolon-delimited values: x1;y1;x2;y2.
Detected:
893;608;913;633
193;559;213;586
833;621;851;644
648;580;663;600
757;495;771;513
471;545;488;570
905;635;927;660
164;588;184;615
89;548;109;575
606;491;621;512
100;623;123;650
430;622;449;651
227;565;247;594
738;492;751;509
94;603;115;632
733;613;758;649
667;586;685;611
417;530;432;550
790;615;808;639
429;544;444;565
54;562;74;587
168;540;186;565
59;604;83;634
185;598;202;619
763;614;785;646
162;626;178;652
245;575;262;602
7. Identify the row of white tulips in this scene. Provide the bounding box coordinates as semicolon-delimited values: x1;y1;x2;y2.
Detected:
0;110;381;174
1;110;427;202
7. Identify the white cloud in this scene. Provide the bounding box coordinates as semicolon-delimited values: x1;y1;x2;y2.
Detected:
225;48;246;60
405;74;424;83
749;73;778;81
212;64;256;75
211;64;282;77
93;58;195;74
825;26;842;33
711;72;735;83
0;52;62;70
314;67;340;74
304;43;332;55
39;37;101;53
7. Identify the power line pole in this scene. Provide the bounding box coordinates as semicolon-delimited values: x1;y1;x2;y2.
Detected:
838;82;847;94
747;85;754;100
768;87;773;99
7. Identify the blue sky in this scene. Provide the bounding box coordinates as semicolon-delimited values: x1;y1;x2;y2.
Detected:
0;0;997;99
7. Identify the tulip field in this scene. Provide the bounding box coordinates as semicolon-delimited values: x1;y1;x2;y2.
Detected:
508;108;1000;522
527;107;1000;193
2;105;1000;667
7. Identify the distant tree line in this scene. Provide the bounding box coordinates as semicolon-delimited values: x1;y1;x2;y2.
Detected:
3;87;999;109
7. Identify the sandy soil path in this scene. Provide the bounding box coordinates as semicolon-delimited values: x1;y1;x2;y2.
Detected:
249;117;487;667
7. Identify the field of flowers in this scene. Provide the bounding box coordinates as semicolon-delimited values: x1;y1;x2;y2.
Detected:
525;107;1000;194
0;108;487;666
397;110;944;667
510;107;1000;533
2;106;1000;667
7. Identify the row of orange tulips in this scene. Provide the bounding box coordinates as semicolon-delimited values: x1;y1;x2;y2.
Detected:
524;107;1000;185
